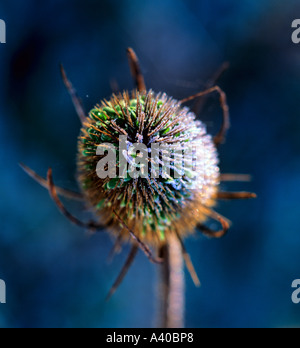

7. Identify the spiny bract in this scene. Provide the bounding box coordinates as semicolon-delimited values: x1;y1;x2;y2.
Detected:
78;90;219;246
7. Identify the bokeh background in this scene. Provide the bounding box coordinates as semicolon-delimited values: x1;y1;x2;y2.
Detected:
0;0;300;328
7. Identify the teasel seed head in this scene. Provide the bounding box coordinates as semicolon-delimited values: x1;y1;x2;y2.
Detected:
77;90;219;246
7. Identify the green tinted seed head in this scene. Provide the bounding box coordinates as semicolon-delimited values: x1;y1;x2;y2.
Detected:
77;90;219;246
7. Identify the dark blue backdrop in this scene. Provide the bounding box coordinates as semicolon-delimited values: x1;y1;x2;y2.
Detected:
0;0;300;328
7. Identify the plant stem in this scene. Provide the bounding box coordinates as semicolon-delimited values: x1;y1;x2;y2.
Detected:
158;234;185;328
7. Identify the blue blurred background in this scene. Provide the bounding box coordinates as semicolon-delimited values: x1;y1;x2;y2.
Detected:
0;0;300;328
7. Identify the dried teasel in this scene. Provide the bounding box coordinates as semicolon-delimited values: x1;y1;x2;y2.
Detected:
21;48;256;328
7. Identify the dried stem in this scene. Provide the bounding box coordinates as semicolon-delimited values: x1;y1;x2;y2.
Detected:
158;234;185;328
